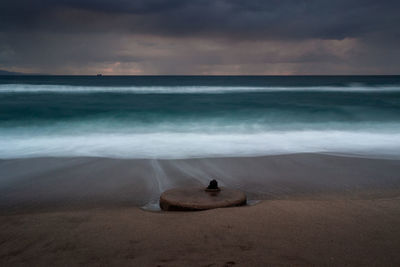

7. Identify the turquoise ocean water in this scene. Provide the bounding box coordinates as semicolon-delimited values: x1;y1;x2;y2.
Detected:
1;75;400;159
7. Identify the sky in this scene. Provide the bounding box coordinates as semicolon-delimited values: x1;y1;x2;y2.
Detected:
0;0;399;75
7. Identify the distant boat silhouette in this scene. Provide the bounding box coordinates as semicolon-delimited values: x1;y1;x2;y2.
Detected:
97;74;103;77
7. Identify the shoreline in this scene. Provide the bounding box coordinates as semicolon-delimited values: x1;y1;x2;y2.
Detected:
1;153;400;213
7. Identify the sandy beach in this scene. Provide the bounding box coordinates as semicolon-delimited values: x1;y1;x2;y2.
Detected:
1;199;400;266
1;153;400;266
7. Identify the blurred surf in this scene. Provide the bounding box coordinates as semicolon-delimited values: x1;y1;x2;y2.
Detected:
1;75;399;159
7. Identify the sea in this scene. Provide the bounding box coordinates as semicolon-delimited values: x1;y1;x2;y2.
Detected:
1;75;400;159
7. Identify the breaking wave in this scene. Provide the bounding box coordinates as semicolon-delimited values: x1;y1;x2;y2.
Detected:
1;84;400;94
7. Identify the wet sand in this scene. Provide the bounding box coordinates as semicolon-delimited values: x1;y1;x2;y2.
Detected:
1;153;400;213
1;153;400;266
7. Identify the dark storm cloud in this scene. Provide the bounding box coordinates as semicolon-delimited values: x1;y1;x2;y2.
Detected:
0;0;399;74
1;0;399;40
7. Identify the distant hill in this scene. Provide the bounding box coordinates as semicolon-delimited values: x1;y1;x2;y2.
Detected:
0;69;44;75
0;69;25;75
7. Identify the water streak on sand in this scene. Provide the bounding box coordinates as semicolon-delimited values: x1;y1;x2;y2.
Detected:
150;159;170;194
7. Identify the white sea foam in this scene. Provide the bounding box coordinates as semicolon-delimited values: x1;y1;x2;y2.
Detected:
1;130;400;159
1;84;400;94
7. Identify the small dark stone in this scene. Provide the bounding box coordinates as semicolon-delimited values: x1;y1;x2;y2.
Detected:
207;179;219;190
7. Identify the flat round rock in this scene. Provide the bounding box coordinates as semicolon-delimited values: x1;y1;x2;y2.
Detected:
160;187;246;211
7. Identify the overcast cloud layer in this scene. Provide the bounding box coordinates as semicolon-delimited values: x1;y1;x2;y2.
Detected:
1;0;399;74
